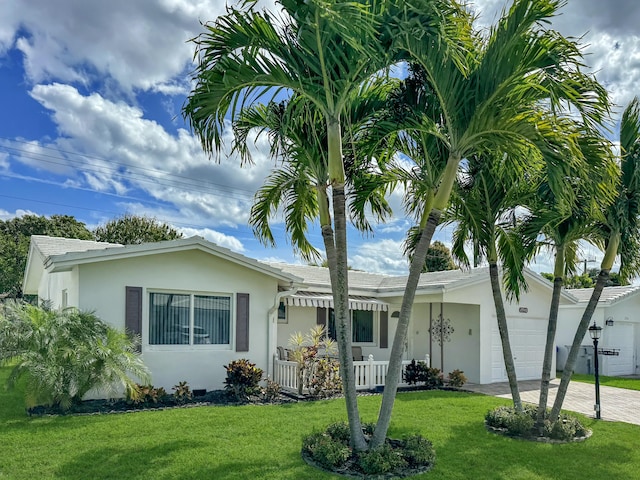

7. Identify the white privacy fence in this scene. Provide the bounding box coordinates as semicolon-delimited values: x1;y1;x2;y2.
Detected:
274;354;431;393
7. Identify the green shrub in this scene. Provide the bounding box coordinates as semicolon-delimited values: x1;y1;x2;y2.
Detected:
544;414;589;441
224;359;263;401
302;432;350;469
505;412;534;436
486;404;587;440
362;422;376;436
325;421;350;444
404;359;422;385
307;357;341;398
127;384;167;405
260;377;281;403
485;405;513;429
0;302;150;410
358;443;407;475
172;381;192;403
402;434;436;466
422;367;444;388
447;369;467;387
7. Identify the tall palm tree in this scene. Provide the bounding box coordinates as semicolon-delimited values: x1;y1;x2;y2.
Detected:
184;0;403;450
550;97;640;422
447;152;542;412
370;0;610;446
517;128;618;428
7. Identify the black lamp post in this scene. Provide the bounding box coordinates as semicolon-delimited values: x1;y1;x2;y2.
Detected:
588;322;602;419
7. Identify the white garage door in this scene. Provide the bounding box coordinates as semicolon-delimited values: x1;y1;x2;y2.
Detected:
602;322;635;376
491;317;547;383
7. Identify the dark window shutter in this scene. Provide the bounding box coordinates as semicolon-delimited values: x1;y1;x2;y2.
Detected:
379;310;388;349
236;293;250;352
316;307;327;328
125;286;142;352
125;286;142;335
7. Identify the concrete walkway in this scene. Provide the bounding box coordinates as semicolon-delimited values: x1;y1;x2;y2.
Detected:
466;378;640;425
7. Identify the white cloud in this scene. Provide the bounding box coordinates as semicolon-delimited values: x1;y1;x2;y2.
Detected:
350;238;409;276
0;0;279;94
0;208;38;221
22;83;278;229
178;227;245;252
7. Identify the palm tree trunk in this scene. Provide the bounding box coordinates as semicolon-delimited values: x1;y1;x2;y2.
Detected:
549;269;610;422
370;209;441;448
550;231;619;423
536;252;565;429
324;116;367;451
489;261;523;412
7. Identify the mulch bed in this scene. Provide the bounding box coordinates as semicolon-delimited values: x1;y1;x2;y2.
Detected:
27;384;466;417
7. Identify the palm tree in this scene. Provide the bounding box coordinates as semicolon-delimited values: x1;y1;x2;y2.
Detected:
0;303;149;410
370;0;610;446
447;152;542;412
550;97;640;422
517;128;618;428
182;0;455;449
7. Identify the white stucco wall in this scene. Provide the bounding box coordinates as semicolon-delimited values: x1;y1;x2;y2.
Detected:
558;294;640;375
38;268;79;309
446;276;558;384
76;249;281;392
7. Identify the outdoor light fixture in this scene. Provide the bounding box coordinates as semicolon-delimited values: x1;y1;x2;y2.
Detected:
391;311;400;318
588;322;603;419
605;317;614;327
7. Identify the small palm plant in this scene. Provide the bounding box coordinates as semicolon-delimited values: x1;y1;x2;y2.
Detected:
0;301;150;410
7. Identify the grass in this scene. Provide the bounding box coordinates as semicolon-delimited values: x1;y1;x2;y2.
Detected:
1;367;640;480
564;372;640;391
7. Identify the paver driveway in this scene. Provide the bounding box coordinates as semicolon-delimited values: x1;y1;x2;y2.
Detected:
466;378;640;425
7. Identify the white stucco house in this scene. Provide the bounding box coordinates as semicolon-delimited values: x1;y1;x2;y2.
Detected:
22;235;640;395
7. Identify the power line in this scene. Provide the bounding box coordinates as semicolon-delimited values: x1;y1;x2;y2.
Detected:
0;136;260;196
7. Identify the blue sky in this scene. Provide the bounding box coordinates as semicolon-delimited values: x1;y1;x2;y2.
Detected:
1;0;639;275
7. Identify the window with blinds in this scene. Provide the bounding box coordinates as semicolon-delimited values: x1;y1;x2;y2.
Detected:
149;292;231;345
325;308;375;344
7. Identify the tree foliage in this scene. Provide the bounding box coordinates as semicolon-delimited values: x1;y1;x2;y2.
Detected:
0;302;150;410
0;215;93;298
423;241;456;272
94;215;182;245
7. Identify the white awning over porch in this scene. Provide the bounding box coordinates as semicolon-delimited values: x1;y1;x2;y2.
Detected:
283;291;388;311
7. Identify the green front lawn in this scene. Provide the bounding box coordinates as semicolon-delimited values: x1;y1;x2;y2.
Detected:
566;373;640;391
1;366;639;479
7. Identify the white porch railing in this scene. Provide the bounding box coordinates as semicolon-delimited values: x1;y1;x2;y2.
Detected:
273;354;431;393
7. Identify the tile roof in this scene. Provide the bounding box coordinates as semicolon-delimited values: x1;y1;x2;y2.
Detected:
266;262;491;293
566;285;640;304
31;235;122;257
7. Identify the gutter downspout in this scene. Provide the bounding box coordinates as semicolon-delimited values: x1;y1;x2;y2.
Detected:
267;285;300;378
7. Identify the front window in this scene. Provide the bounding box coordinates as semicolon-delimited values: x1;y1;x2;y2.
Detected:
149;292;231;345
352;310;373;343
326;308;374;344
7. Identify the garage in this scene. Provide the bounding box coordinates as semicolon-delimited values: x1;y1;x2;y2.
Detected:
491;317;547;383
602;322;635;376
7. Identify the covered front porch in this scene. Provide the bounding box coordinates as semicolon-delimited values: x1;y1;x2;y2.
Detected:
273;354;431;393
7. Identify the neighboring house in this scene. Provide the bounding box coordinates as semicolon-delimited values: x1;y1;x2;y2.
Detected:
557;286;640;376
23;235;640;395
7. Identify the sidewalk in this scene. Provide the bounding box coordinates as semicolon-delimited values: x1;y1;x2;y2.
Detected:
466;378;640;425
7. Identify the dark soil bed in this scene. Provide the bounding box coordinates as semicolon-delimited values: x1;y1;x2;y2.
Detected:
27;390;295;416
27;384;466;416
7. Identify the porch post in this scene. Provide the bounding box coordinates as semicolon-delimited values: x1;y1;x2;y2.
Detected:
368;354;375;390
